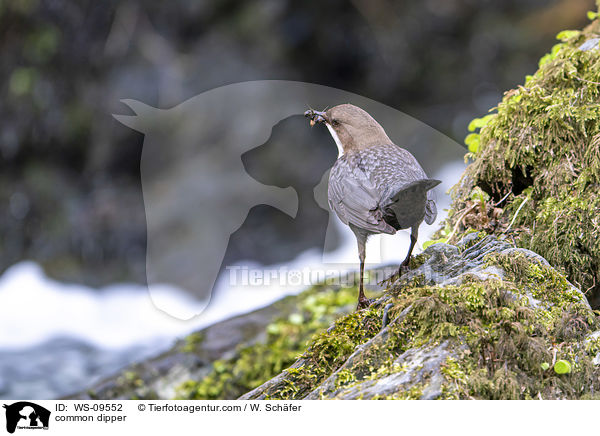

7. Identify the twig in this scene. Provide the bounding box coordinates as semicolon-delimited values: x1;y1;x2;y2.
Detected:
575;76;600;86
447;204;477;244
494;191;512;207
504;195;530;234
530;220;536;249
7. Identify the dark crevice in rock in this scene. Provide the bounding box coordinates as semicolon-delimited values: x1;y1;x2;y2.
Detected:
511;165;534;196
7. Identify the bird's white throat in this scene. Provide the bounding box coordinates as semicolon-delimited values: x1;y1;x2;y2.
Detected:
326;124;344;157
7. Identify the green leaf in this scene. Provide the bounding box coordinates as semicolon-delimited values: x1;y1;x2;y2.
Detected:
213;360;227;373
465;133;480;153
587;11;598;20
553;360;572;374
540;362;550;371
266;323;281;335
467;119;478;132
539;43;563;68
288;313;303;325
470;186;489;204
556;30;580;42
423;238;447;249
467;114;495;132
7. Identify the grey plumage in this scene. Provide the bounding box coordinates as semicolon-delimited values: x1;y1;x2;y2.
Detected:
305;104;440;309
327;143;439;235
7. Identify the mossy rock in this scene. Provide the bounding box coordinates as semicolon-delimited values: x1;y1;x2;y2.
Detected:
68;261;392;401
442;4;600;307
240;235;600;400
175;282;372;400
70;270;387;400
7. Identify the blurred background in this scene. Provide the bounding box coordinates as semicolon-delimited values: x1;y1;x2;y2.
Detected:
0;0;593;398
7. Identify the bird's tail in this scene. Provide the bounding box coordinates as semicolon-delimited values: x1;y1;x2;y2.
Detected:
390;179;441;203
387;179;441;227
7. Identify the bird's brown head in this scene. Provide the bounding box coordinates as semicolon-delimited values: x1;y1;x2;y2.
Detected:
304;104;392;155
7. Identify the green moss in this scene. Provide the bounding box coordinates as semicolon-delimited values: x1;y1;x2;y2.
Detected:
335;369;356;388
92;370;158;401
409;252;429;269
441;356;469;385
175;284;368;399
371;385;424;400
431;253;599;399
256;247;600;399
181;332;205;353
264;305;384;400
444;7;600;306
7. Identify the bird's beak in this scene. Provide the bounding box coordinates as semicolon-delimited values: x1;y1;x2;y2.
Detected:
304;109;327;127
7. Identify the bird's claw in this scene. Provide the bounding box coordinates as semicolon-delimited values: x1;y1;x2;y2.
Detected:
398;263;411;277
356;297;374;310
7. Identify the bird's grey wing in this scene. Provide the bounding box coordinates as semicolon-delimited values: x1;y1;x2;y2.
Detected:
328;161;396;235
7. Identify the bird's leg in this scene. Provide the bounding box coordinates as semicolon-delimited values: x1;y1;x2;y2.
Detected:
356;238;372;310
358;255;367;305
399;226;418;275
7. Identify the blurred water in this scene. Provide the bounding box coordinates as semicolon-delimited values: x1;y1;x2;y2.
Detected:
0;159;464;399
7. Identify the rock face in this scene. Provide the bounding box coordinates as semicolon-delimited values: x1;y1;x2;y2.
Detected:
443;9;600;307
69;298;301;400
73;234;600;400
69;280;371;400
241;235;600;400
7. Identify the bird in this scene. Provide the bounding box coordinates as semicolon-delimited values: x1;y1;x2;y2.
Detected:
304;104;440;309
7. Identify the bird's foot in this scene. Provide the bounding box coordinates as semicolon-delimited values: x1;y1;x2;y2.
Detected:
398;262;411;277
356;297;374;310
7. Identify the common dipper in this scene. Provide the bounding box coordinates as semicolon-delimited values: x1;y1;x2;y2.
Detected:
305;104;440;309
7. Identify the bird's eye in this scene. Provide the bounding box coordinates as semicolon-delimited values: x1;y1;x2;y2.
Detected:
331;119;340;127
